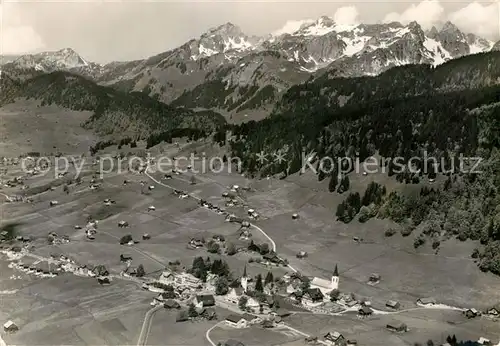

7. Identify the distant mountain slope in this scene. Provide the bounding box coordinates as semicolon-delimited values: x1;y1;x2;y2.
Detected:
5;18;493;121
226;51;500;176
0;71;225;138
222;51;500;273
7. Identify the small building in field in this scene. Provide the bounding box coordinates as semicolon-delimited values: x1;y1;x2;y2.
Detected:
225;314;247;328
486;304;500;316
296;251;308;259
386;322;408;333
386;300;400;309
3;320;18;333
369;273;381;283
417;297;436;306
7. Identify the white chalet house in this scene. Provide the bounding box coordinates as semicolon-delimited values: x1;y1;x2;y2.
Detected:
174;273;201;288
227;287;244;304
310;265;340;296
225;314;247;328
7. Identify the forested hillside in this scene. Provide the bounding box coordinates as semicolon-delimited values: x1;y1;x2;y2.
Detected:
220;52;500;274
0;71;226;139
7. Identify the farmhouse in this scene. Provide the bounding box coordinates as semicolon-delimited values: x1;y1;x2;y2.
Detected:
195;294;215;307
118;221;129;228
386;300;400;309
386;322;408;333
417;297;436;306
302;288;325;306
3;320;18;333
189;238;204;248
358;306;373;317
487;304;500;316
324;331;345;345
225;314;248;328
464;308;480;319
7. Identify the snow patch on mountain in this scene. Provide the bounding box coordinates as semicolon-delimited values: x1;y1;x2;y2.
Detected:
423;37;452;65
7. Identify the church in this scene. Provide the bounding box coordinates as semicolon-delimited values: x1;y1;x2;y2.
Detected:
309;264;339;296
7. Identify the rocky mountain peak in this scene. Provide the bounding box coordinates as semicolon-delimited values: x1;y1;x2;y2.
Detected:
427;26;439;39
205;22;244;38
441;21;460;33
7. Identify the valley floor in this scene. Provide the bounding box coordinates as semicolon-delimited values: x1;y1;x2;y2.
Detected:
1;123;499;345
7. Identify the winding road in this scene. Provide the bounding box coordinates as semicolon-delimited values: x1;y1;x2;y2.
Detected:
136;305;163;346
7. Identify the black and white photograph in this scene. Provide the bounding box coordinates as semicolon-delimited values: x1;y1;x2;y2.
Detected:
0;0;500;345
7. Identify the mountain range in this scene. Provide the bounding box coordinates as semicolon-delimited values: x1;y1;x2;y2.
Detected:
2;17;499;122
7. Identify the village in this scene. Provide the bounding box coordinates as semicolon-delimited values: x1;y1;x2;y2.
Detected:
1;148;500;346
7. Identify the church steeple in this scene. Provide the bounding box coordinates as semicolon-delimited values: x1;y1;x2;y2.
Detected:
241;265;248;293
331;264;339;290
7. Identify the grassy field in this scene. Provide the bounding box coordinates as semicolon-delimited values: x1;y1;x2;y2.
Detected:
1;136;500;345
0;100;97;157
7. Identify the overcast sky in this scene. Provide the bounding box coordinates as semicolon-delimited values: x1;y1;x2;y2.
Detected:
1;0;499;63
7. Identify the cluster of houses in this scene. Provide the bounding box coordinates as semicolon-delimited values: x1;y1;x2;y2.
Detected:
200;199;226;215
4;195;32;203
224;310;285;329
285;266;340;308
2;176;24;188
9;258;59;278
47;232;70;245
